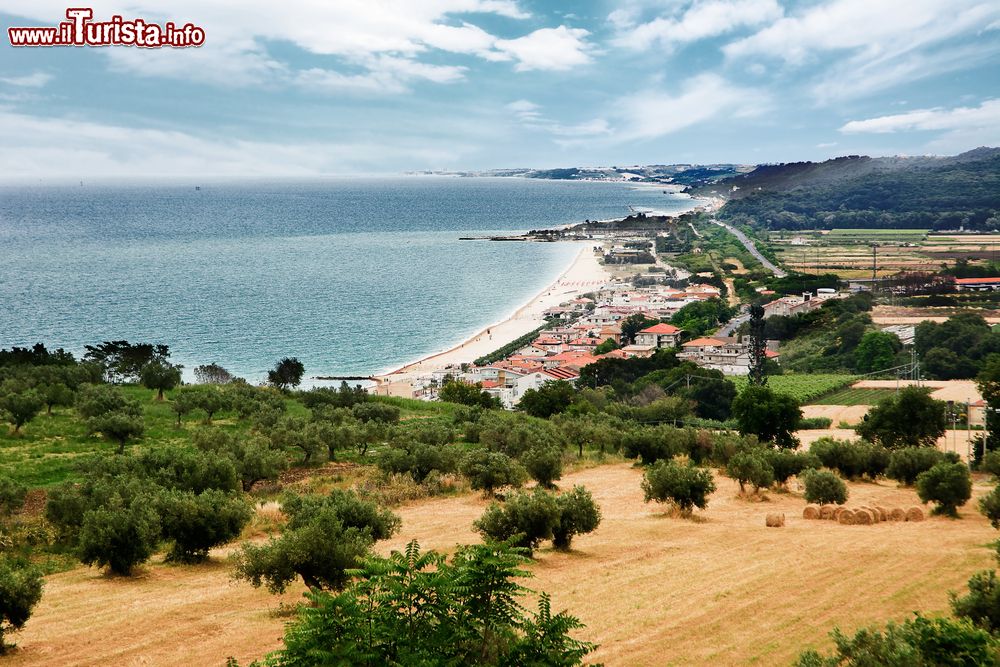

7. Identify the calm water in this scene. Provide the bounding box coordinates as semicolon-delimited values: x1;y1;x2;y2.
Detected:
0;177;692;381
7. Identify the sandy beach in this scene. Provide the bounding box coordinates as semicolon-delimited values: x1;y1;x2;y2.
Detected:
374;243;610;390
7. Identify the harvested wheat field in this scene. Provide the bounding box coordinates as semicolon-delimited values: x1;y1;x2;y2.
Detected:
8;463;999;666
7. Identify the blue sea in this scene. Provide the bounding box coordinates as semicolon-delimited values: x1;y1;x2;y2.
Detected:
0;177;693;382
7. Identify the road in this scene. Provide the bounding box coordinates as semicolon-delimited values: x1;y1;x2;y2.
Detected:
711;219;787;278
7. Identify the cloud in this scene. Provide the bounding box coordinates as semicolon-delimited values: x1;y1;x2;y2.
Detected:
611;73;766;142
840;99;1000;134
0;72;53;88
0;109;467;179
493;26;592;71
723;0;1000;101
613;0;783;51
1;1;537;88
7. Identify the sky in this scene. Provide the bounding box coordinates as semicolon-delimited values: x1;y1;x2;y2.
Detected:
0;0;999;179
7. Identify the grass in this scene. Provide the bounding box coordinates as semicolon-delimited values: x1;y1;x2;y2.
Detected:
732;375;858;403
827;228;929;238
0;385;458;488
809;387;901;406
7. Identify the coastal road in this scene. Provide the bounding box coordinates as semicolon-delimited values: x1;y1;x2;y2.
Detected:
719;309;749;337
711;219;787;278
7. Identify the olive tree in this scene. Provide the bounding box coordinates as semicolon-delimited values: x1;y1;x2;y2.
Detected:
0;557;43;652
641;460;716;515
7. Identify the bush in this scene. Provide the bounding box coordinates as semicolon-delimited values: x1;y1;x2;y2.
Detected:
459;449;527;497
474;488;560;556
552;486;601;550
352;402;400;425
952;569;1000;633
798;417;833;430
621;426;682;465
980;485;1000;529
77;501;161;575
803;470;848;505
727;449;774;493
376;442;459;484
522;445;564;489
158;489;252;563
767;449;821;486
0;556;43;651
982;450;1000;477
641;460;716;514
0;476;27;516
887;447;948;486
916;462;972;517
809;438;887;480
135;446;240;493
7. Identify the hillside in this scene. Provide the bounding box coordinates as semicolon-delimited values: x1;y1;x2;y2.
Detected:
702;148;1000;231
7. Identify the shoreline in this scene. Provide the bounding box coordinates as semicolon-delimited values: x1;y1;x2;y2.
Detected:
373;242;610;387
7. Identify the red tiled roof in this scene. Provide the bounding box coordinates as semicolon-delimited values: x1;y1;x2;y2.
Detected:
682;337;726;347
956;277;1000;285
639;323;680;334
543;367;580;381
765;350;780;358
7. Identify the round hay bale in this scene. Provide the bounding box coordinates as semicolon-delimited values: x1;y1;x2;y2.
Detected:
861;506;881;523
833;507;846;520
905;506;925;522
889;507;906;522
820;504;836;520
837;509;856;525
765;513;786;528
874;506;888;522
854;509;874;525
802;504;821;520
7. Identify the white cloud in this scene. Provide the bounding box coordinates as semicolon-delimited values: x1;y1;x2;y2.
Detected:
611;73;766;142
840;99;1000;134
0;109;466;179
0;72;53;88
1;1;537;88
493;26;592;72
614;0;783;51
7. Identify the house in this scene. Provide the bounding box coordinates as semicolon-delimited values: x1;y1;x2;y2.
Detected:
619;344;656;358
677;336;753;375
956;277;1000;291
503;368;580;408
634;322;682;349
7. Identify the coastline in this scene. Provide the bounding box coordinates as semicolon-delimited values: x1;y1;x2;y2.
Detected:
373;243;610;387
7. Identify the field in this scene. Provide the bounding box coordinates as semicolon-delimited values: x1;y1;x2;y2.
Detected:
8;463;996;666
808;387;899;405
732;374;857;402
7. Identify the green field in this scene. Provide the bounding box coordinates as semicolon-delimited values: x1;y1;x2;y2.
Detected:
732;374;857;403
826;228;928;239
807;387;900;406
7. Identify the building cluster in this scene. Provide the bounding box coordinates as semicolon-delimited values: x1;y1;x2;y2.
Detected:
393;282;845;409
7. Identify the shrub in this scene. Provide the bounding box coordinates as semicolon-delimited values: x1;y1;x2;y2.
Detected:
803;470;848;505
233;490;400;593
767;449;821;486
0;476;27;516
158;489;252;563
952;569;1000;633
982;450;1000;477
798;417;833;430
916;462;972;517
376;442;459;484
135;446;240;493
77;501;161;575
809;437;887;480
980;485;1000;529
352;402;400;425
522;445;564;489
459;449;527;497
0;556;43;651
552;486;601;550
887;447;948;486
473;488;560;556
641;460;716;514
621;426;681;465
727;449;774;493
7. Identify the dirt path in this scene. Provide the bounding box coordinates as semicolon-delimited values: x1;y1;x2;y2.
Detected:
9;464;997;666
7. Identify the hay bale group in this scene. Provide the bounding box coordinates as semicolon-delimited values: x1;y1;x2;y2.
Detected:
802;503;925;525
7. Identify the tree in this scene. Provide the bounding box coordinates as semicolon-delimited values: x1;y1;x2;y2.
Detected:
460;449;528;497
438;380;501;409
158;489;252;563
803;469;848;505
518;381;576;419
887;447;948;486
855;387;946;450
767;449;821;486
256;540;595;666
521;445;563;489
269;416;323;465
139;360;182;400
552;486;601;550
192;429;286;492
641;459;716;515
620;314;658;345
953;569;1000;633
747;303;768;386
83;340;170;383
732;385;802;449
188;386;229;423
38;382;74;415
854;331;902;373
170;386;201;427
77;501;161;575
0;476;27;516
267;357;305;391
352;401;400;425
233;490;399;593
0;557;43;652
474;488;561;556
593;337;619;355
88;411;145;454
916;462;972;517
193;363;233;385
727;449;774;493
0;390;43;434
978;355;1000;454
980;485;1000;529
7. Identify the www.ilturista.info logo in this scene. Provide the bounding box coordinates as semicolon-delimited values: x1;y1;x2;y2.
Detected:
8;8;205;48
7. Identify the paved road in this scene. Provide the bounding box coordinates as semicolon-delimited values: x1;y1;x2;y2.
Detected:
711;219;787;278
